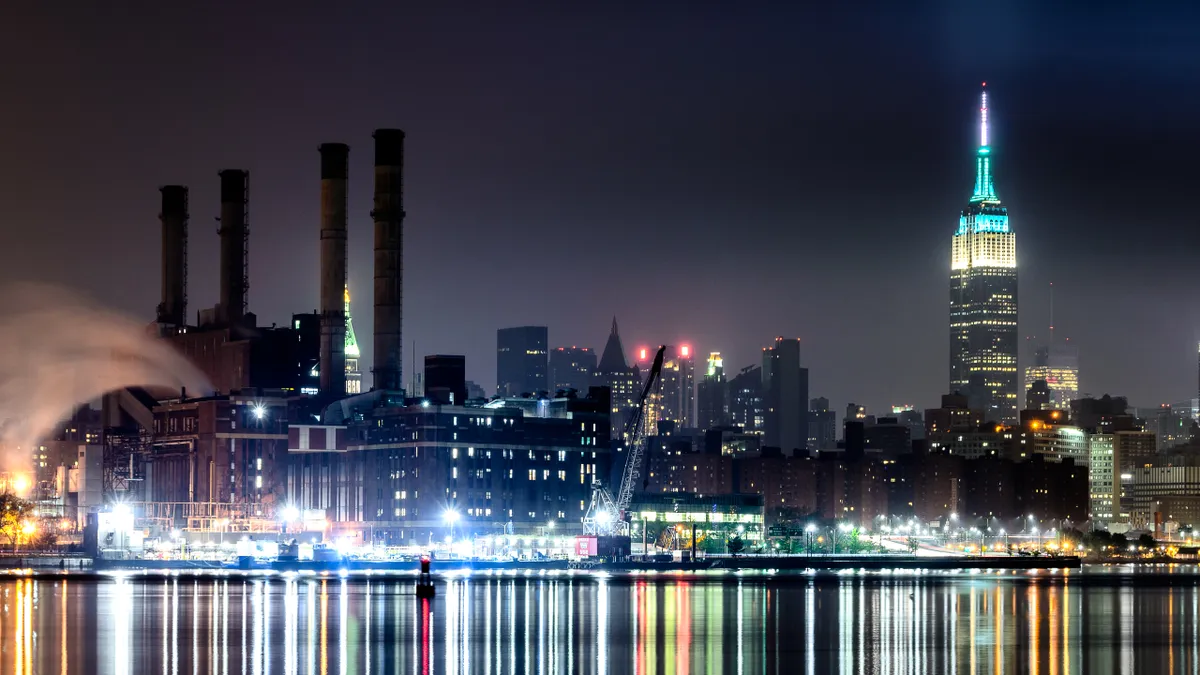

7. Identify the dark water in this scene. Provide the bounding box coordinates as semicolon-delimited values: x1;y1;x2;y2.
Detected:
5;568;1200;674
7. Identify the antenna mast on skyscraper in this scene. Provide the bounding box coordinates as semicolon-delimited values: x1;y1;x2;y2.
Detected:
980;82;988;147
1049;282;1055;346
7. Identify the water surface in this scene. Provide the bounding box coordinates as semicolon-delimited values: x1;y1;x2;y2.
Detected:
5;568;1200;674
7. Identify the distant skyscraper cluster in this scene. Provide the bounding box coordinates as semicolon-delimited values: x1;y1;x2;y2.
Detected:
949;85;1018;423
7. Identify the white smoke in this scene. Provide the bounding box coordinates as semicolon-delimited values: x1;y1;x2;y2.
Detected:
0;283;213;470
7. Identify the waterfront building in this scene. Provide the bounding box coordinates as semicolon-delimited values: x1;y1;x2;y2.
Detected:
149;393;289;516
287;391;611;542
950;85;1018;423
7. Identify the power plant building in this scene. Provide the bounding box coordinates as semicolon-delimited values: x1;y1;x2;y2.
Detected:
286;392;611;542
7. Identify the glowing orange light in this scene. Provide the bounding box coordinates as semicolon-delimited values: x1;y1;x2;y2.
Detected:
1051;411;1060;419
680;345;690;357
639;348;648;361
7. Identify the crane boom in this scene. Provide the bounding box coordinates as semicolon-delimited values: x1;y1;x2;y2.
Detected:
582;345;666;536
613;345;666;515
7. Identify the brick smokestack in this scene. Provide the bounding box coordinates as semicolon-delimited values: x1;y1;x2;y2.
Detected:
157;185;188;328
218;169;248;325
319;143;349;397
372;129;405;391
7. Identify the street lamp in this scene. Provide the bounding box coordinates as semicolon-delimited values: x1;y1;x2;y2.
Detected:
443;509;460;548
805;523;816;556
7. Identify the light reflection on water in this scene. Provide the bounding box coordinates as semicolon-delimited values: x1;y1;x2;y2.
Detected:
3;572;1200;674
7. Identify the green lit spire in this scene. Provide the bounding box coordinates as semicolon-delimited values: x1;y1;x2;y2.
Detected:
970;83;997;203
344;286;360;358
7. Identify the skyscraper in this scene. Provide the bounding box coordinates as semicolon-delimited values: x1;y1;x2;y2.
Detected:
344;286;362;394
496;326;548;397
595;318;639;432
762;337;809;454
653;344;696;429
950;84;1018;424
808;397;837;451
697;352;728;430
1023;344;1079;411
549;346;596;394
728;365;764;432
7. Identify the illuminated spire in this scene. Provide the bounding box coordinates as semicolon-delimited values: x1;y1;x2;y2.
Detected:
971;82;997;202
344;286;360;358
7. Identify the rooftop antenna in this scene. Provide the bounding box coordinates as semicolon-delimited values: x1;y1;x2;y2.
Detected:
1049;282;1055;347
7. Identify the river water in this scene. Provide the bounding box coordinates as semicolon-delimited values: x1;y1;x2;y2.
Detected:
4;567;1200;674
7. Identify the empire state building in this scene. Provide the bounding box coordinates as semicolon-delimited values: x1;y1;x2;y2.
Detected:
950;84;1018;423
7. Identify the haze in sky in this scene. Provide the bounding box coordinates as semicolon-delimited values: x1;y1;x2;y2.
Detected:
0;2;1197;412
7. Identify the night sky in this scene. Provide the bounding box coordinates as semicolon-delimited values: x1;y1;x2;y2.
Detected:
2;2;1198;415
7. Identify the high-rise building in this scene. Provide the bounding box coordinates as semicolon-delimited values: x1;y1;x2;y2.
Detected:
549;346;596;394
762;337;809;454
344;287;362;395
808;397;837;451
697;352;728;430
950;85;1018;424
424;355;467;405
1023;345;1079;411
653;345;696;429
595;318;639;432
496;326;548;397
1026;379;1051;410
728;365;764;433
845;403;867;426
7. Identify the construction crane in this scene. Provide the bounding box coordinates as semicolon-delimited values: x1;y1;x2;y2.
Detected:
583;345;666;536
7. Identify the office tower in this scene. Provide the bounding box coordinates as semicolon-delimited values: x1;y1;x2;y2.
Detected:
728;365;764;432
845;403;867;425
950;85;1018;423
550;346;596;394
1024;345;1079;411
697;352;729;430
596;318;639;431
1026;379;1051;410
808;397;837;451
762;337;809;454
496;326;549;397
424;355;466;405
655;344;696;428
893;407;926;442
344;287;362;394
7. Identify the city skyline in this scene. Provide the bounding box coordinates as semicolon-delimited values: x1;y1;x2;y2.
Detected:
2;4;1198;415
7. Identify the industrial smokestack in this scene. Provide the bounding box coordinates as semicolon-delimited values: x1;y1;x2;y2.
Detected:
157;185;188;328
319;143;349;397
372;129;405;391
217;169;248;325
